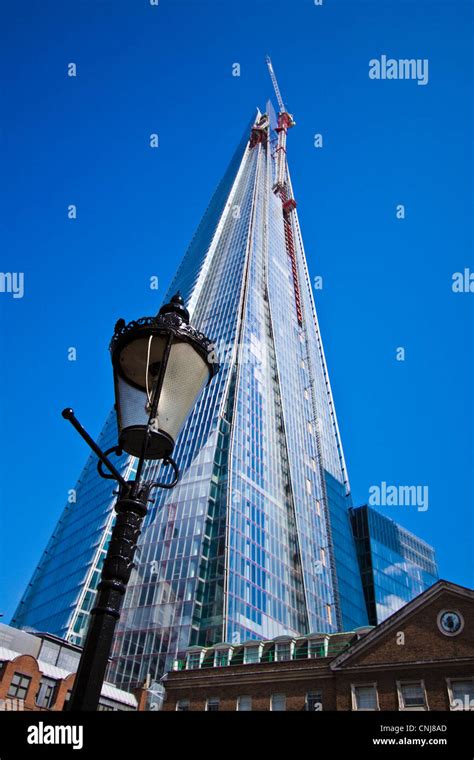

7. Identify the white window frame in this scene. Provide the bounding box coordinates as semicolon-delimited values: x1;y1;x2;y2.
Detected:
175;699;190;712
205;697;220;712
275;641;294;662
446;677;474;711
351;682;380;711
243;645;261;664
186;650;203;670
396;680;429;711
308;637;328;659
213;649;230;668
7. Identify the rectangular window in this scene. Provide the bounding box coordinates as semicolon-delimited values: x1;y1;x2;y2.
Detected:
186;652;201;670
206;698;219;712
7;673;31;701
244;646;260;664
271;693;286;711
325;604;332;625
57;649;81;672
305;478;312;495
399;682;427;710
306;691;323;711
353;684;378;711
214;650;229;668
36;677;57;709
308;640;326;658
449;679;474;708
176;699;190;712
275;643;291;661
237;695;252;711
38;641;60;666
97;702;115;711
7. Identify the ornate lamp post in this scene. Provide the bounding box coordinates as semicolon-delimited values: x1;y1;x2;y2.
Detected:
63;294;218;711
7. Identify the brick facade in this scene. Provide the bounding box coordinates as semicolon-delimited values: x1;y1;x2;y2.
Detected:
0;653;146;712
161;581;474;711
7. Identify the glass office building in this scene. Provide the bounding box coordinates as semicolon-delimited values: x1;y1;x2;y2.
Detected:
349;505;439;624
13;103;373;689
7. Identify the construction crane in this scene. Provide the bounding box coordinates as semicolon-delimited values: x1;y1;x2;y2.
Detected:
265;55;286;113
265;56;302;325
266;55;296;192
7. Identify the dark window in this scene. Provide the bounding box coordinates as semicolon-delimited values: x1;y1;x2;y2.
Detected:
214;651;229;667
399;682;426;709
187;652;201;670
8;673;31;700
36;678;57;709
206;698;219;712
306;691;323;711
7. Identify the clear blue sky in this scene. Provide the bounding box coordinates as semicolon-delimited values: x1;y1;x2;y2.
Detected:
1;0;472;621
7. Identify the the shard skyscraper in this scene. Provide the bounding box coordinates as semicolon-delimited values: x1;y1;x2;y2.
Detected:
12;90;370;689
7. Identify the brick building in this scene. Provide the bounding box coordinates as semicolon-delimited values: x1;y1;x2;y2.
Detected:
161;580;474;711
0;625;148;711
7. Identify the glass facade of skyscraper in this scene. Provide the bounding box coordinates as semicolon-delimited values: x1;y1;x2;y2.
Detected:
349;504;439;624
13;103;387;690
106;106;372;689
11;411;133;644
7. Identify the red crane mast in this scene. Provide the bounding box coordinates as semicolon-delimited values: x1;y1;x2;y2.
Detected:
265;56;302;326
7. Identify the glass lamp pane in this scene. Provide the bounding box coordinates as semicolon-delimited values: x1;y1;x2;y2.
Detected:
119;334;167;390
155;342;210;441
116;375;162;457
117;375;149;430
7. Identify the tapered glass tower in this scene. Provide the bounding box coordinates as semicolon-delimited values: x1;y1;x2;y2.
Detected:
13;102;370;689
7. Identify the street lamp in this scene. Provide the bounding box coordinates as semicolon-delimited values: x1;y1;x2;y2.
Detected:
63;293;218;711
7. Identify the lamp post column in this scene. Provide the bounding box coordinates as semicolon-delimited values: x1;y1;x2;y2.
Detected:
68;487;147;712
